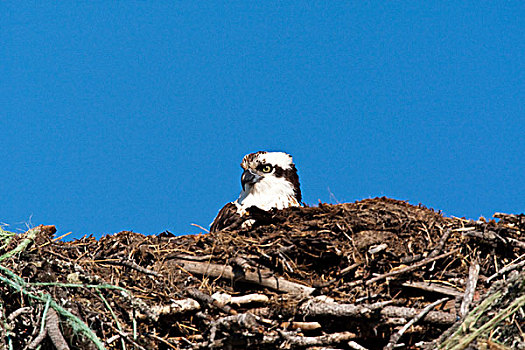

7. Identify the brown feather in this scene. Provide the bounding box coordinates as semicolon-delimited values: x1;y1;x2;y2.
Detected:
210;202;240;232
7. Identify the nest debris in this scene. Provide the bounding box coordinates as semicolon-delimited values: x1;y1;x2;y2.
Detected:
0;197;524;349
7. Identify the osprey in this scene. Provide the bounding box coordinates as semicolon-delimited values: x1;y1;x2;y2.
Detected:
210;151;302;232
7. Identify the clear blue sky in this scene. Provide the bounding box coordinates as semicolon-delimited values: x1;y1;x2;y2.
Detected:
2;3;523;238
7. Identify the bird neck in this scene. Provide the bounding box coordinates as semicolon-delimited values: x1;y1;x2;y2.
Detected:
235;176;300;213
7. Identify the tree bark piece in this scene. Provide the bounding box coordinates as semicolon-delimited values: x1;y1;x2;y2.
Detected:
279;331;357;347
486;257;525;283
460;261;480;318
211;292;269;307
364;250;458;286
46;308;70;350
137;298;201;320
300;300;456;325
102;258;161;277
208;312;260;343
170;259;315;295
384;297;449;350
402;281;463;297
187;288;237;315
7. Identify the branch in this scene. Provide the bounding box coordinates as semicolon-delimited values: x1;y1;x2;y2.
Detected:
300;300;455;325
364;250;458;286
187;288;237;315
384;297;449;350
278;331;357;347
486;257;525;283
170;259;315;295
45;308;70;350
459;261;480;318
102;258;161;277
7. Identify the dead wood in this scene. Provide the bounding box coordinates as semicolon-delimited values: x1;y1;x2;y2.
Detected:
45;308;69;350
170;258;316;295
278;331;357;347
459;260;480;318
384;297;449;350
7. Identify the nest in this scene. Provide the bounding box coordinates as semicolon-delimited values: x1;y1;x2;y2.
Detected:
0;197;523;349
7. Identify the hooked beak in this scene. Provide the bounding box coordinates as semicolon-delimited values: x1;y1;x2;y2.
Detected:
241;169;261;191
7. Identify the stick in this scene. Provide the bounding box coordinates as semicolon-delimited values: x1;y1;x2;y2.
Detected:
429;229;453;257
102;258;161;277
211;292;269;307
300;300;456;325
46;308;70;350
278;331;357;347
170;259;315;295
7;307;31;322
137;299;201;320
384;297;449;350
360;250;457;287
459;261;480;318
486;257;525;283
208;313;260;343
28;297;51;350
348;340;370;350
462;230;525;250
402;281;463;297
187;288;237;315
281;321;322;331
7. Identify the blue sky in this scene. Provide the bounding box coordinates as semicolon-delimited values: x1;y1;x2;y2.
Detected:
1;3;523;238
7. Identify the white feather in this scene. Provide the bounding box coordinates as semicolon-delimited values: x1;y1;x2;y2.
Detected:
257;152;294;170
235;173;299;214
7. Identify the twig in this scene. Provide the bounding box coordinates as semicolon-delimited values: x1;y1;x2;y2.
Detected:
27;328;47;350
7;307;31;322
361;250;457;287
211;292;269;307
208;312;260;343
278;330;357;347
107;325;148;350
300;299;455;324
281;321;322;331
381;305;455;325
486;256;525;283
27;297;51;350
314;262;360;288
46;308;70;350
101;258;161;277
460;261;480;318
384;297;449;350
429;229;453;257
147;333;181;349
348;340;370;350
191;223;210;233
170;259;315;295
402;281;463;297
187;288;237;315
137;299;201;320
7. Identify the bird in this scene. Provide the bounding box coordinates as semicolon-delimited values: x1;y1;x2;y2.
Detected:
210;151;302;232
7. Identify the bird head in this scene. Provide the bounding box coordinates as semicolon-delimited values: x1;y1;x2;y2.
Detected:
237;151;302;208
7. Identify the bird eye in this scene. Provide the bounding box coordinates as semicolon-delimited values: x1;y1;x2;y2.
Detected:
261;164;273;173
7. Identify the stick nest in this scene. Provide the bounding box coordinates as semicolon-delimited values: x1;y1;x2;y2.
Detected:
0;197;524;349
